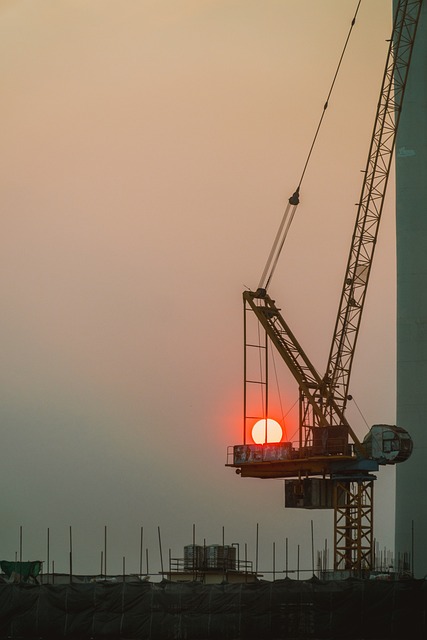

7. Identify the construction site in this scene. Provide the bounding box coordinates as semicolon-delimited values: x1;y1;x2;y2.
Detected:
1;0;427;638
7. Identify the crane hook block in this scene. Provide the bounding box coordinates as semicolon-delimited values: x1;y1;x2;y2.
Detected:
289;188;300;206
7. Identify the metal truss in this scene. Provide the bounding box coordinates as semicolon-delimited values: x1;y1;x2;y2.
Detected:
324;0;423;416
334;479;374;572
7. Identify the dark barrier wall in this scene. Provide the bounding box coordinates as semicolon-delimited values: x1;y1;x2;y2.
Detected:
0;578;426;639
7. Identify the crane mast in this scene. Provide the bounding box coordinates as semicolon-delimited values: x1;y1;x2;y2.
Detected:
227;0;422;573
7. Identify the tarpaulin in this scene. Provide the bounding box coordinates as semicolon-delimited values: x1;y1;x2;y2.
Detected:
0;577;425;639
0;561;41;583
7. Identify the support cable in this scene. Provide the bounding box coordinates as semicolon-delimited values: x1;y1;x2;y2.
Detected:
269;342;286;429
258;1;362;293
347;395;369;430
298;0;362;190
256;321;266;420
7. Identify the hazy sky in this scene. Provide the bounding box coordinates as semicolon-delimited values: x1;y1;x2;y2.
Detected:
1;1;397;577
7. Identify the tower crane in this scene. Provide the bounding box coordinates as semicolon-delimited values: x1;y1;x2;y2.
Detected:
226;0;422;573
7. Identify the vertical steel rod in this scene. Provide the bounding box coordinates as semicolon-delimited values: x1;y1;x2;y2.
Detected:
243;298;247;444
311;520;315;576
69;526;73;584
139;527;143;578
285;537;288;578
47;528;50;585
104;526;107;577
158;526;164;576
255;523;259;574
272;541;276;581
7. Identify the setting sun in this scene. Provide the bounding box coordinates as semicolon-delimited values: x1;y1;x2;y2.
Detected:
252;419;283;444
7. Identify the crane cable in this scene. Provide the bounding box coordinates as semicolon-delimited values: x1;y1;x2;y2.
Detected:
258;0;362;293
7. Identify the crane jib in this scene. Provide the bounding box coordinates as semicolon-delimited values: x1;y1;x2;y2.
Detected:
325;0;423;413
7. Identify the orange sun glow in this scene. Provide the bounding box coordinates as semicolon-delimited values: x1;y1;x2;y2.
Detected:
252;418;283;444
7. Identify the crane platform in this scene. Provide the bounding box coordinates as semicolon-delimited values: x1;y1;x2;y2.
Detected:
226;441;379;480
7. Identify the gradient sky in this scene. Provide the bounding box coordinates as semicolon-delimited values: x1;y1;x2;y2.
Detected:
1;1;397;576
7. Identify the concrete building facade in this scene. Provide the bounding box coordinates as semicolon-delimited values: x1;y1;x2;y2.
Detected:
394;0;427;578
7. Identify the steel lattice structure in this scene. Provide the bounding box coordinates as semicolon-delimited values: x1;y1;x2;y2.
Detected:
334;479;374;572
324;0;423;416
229;0;422;574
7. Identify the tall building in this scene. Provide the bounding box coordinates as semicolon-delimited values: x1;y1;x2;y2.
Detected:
394;0;427;578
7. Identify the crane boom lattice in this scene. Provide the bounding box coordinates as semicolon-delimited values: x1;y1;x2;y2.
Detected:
324;0;423;415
